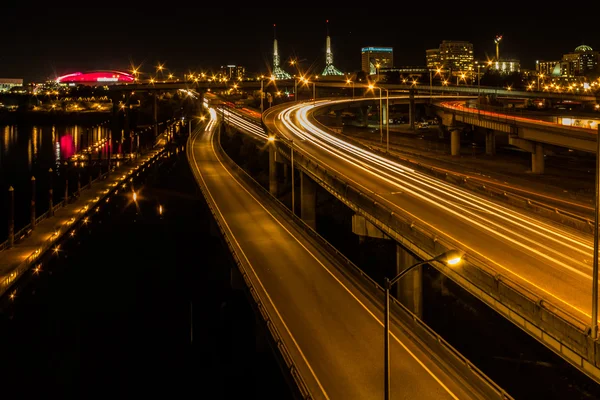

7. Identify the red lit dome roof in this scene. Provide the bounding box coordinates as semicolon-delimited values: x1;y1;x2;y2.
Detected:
56;70;134;84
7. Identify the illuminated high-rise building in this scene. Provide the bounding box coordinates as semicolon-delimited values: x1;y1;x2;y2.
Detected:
220;65;245;81
361;47;393;76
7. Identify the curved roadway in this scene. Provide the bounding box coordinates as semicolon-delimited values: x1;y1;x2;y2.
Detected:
187;108;501;400
263;98;598;326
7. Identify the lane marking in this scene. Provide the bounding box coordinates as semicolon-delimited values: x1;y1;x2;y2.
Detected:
272;105;593;320
191;119;461;399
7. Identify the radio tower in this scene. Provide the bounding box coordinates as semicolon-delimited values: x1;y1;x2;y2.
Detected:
272;24;291;80
321;20;343;76
494;35;503;61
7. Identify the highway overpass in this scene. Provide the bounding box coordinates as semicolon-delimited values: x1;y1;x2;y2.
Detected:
186;108;511;399
205;95;600;385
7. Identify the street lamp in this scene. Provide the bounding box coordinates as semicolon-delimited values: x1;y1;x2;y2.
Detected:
383;249;463;400
368;84;389;152
593;124;600;340
476;62;482;99
260;75;275;113
346;78;355;99
537;73;544;91
429;69;433;99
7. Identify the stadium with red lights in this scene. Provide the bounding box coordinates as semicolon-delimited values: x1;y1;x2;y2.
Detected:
56;70;134;85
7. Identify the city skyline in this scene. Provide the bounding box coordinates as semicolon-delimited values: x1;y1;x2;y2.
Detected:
1;6;598;82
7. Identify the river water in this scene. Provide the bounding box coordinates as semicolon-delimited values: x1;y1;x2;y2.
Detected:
0;131;293;398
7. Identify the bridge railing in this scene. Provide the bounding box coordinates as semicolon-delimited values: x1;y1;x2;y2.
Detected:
262;101;600;380
186;130;313;400
298;112;600;381
217;119;514;399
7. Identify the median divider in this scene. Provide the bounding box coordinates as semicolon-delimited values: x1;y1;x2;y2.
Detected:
277;116;600;384
216;121;514;399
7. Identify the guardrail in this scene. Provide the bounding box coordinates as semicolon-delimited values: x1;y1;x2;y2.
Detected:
217;122;513;399
333;129;595;234
185;130;313;400
260;104;600;384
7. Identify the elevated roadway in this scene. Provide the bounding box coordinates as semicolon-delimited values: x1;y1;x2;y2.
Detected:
258;97;600;384
436;100;598;153
186;108;511;399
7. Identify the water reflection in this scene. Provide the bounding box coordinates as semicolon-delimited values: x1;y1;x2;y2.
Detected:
1;123;112;189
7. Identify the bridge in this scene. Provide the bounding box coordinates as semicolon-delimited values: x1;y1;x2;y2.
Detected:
109;79;599;104
186;107;512;399
200;93;600;386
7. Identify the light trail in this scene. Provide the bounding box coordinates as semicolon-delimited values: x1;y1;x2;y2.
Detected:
276;103;592;279
259;98;600;318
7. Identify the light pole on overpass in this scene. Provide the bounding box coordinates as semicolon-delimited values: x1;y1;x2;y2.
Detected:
346;78;355;99
260;75;275;114
593;124;600;339
383;249;463;400
476;62;482;99
369;84;389;152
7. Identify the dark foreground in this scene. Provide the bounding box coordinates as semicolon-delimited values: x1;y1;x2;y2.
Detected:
0;139;293;399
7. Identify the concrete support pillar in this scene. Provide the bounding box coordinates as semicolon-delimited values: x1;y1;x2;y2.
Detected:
361;106;369;127
396;245;423;318
450;129;461;156
269;145;278;196
485;129;496;156
335;110;343;127
301;171;316;230
409;89;416;130
531;142;545;174
283;163;289;184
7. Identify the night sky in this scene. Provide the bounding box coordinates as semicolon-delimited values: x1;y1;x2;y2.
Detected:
2;5;599;83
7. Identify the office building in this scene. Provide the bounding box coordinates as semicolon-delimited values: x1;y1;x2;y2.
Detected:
220;65;246;81
426;40;474;76
361;47;393;76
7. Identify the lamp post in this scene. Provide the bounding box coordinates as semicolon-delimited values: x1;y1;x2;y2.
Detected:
346;79;355;99
537;73;544;91
384;88;389;153
260;79;265;113
294;77;298;102
290;138;295;215
477;63;481;99
260;75;275;114
383;249;463;400
593;124;600;339
429;69;433;99
369;84;389;150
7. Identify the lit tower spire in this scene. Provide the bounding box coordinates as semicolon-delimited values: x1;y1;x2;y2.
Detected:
494;34;502;61
272;23;291;80
321;19;343;76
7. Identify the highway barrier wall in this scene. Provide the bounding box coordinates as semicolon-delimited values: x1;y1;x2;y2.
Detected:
263;113;600;385
218;121;514;400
